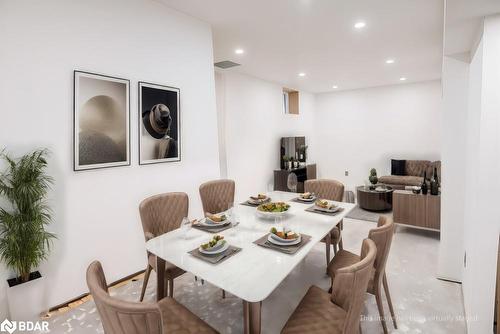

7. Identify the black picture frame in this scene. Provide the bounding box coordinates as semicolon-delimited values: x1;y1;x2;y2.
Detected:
138;81;181;165
73;70;131;171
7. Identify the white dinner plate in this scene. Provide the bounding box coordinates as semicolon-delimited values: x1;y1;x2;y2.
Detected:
199;241;229;255
297;196;316;202
267;234;301;246
313;205;340;213
198;218;230;227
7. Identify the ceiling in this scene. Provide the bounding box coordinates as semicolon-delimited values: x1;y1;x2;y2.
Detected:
160;0;446;93
444;0;500;58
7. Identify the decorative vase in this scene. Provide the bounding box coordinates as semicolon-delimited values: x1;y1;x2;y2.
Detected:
7;272;47;321
430;167;439;195
368;168;378;185
287;161;292;170
421;171;428;195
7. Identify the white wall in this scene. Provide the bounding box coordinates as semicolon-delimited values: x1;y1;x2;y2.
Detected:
216;72;316;200
437;56;469;282
0;0;220;317
461;15;500;333
314;81;442;191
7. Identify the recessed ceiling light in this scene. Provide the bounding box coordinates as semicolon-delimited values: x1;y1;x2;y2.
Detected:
235;48;244;54
385;59;395;64
354;21;366;29
298;72;306;77
400;77;407;81
332;85;338;89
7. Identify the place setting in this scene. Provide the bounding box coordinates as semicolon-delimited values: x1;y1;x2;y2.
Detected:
254;226;311;255
305;199;345;216
188;235;242;264
290;191;317;204
241;193;272;207
191;212;236;233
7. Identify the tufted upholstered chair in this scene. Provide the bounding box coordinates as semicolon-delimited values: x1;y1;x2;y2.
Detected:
281;239;377;334
328;216;397;334
199;179;235;216
199;179;235;298
86;261;217;334
304;179;345;268
139;192;188;301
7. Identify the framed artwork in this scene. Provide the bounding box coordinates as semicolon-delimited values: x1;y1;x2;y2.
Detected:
73;71;130;171
138;81;181;165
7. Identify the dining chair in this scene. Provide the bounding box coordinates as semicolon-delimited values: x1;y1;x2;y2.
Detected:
281;238;377;334
304;179;345;268
199;179;235;298
199;179;235;216
87;261;218;334
328;216;397;334
139;192;188;301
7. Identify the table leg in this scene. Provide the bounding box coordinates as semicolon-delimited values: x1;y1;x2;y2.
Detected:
243;300;262;334
156;256;166;301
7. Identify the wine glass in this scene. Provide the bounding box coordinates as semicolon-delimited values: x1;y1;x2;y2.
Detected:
180;217;191;239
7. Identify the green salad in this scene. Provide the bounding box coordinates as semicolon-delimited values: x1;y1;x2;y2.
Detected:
257;202;290;212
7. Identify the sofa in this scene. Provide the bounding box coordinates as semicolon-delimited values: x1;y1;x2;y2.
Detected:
378;160;441;190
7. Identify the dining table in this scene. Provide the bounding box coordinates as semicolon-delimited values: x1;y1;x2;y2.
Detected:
146;191;355;334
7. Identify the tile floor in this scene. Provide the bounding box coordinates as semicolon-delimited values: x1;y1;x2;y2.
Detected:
37;218;466;334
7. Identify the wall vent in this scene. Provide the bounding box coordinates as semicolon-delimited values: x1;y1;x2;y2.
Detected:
214;60;241;69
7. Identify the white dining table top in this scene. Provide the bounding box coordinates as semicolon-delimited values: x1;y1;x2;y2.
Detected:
146;191;355;303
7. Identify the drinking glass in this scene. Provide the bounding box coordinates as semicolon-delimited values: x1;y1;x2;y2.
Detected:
180;217;191;239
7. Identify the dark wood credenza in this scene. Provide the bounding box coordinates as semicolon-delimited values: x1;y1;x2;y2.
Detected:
274;164;316;193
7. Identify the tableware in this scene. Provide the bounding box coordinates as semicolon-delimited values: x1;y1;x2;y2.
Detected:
256;202;290;219
199;240;229;255
296;192;316;202
196;218;231;227
268;233;301;246
180;217;191;239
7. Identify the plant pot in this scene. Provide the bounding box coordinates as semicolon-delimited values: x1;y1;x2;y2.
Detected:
6;271;46;321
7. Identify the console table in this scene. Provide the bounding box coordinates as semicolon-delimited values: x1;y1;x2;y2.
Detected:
393;190;440;231
273;164;316;193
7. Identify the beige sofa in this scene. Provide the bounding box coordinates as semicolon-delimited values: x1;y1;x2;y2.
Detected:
378;160;441;190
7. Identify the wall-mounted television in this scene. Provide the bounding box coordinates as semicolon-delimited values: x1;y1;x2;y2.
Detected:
280;136;306;169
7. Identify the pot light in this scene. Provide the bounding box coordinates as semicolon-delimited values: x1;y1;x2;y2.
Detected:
354;21;366;29
298;72;306;77
332;85;338;89
400;77;407;81
385;59;395;64
235;48;244;54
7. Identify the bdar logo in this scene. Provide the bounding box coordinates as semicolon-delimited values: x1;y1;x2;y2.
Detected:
0;319;16;334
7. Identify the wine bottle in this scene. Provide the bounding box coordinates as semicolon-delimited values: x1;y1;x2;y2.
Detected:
421;171;428;195
430;168;439;195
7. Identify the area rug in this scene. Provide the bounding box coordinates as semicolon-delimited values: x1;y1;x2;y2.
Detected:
345;205;392;222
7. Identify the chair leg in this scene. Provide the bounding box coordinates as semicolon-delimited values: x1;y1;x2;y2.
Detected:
338;236;344;251
325;233;332;271
333;242;338;255
139;265;152;302
168;278;174;298
195;275;198;281
222;289;226;299
375;288;389;334
383;274;398;329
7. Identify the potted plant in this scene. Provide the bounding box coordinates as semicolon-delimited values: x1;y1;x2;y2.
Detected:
0;149;55;320
368;168;378;189
282;156;291;170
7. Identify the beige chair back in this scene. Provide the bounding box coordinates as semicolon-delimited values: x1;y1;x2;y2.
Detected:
368;216;395;285
139;192;188;239
331;239;377;334
86;261;162;334
199;179;235;215
304;179;344;202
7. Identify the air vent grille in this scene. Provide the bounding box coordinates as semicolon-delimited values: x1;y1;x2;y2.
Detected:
214;60;241;69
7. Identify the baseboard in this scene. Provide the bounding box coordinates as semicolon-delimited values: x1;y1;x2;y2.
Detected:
48;269;145;313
